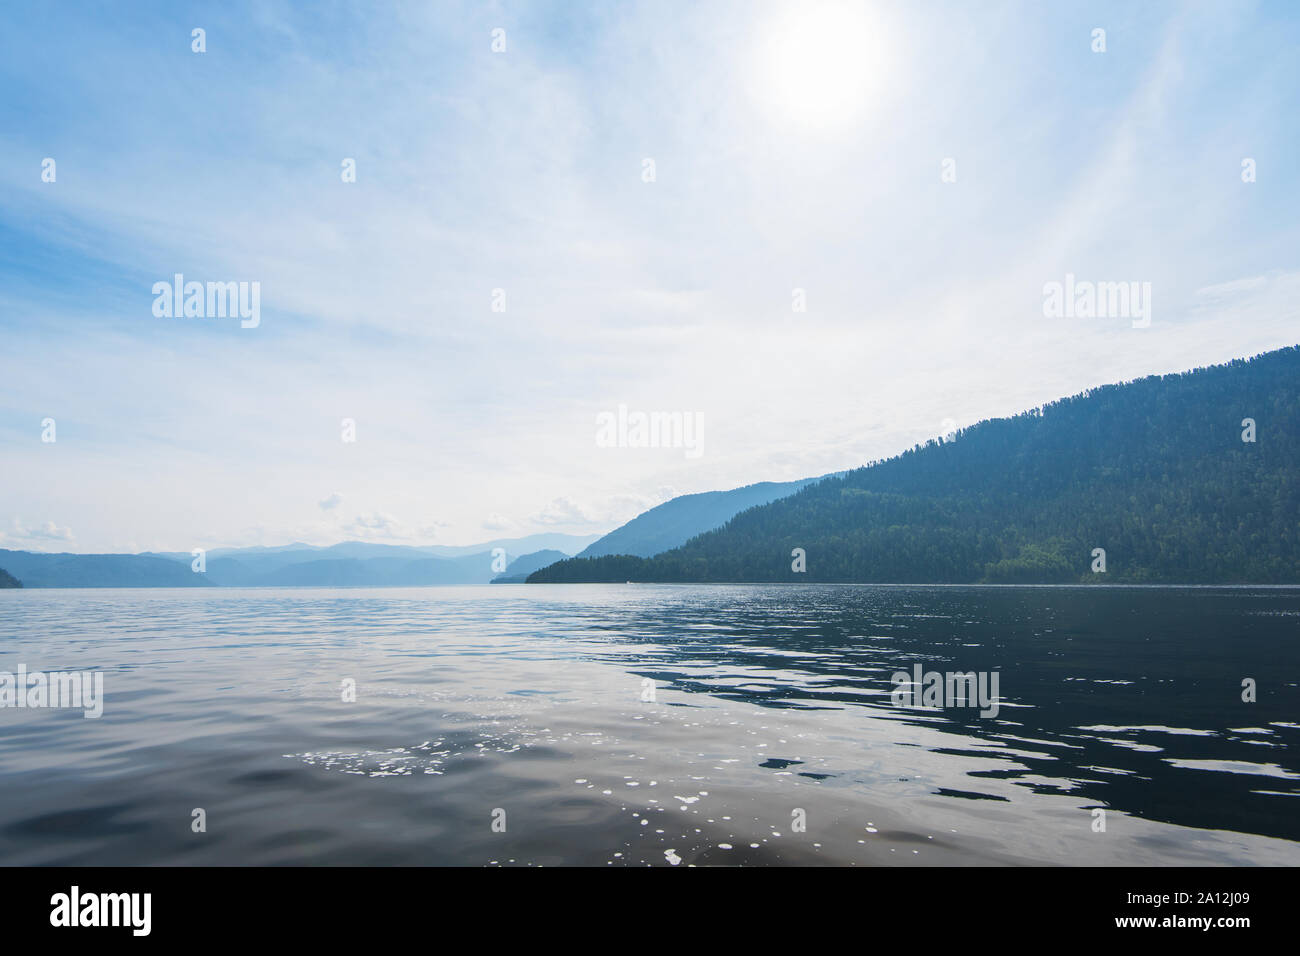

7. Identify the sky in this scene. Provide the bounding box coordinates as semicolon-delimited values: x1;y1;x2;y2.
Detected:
1;0;1298;553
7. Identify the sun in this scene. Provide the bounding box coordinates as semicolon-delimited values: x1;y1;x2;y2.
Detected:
756;1;888;129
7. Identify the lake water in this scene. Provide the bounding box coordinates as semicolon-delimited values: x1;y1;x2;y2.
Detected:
1;584;1297;866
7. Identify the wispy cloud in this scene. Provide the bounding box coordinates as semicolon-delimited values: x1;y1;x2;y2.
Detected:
0;1;1296;552
1;518;76;549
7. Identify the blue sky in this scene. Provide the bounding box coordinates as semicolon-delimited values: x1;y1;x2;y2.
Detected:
1;0;1298;552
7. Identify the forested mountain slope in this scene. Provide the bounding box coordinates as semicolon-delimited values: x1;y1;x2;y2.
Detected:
530;347;1300;584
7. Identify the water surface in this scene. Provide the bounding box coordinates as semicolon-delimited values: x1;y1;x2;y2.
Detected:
0;584;1297;866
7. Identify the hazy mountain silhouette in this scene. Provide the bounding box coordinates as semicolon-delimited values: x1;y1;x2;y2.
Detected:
0;551;212;588
0;533;596;588
578;478;829;559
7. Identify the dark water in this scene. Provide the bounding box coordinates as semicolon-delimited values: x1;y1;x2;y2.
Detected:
0;584;1297;866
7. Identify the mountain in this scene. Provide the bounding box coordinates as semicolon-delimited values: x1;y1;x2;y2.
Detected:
491;549;569;583
201;539;587;586
529;347;1300;585
0;551;212;588
0;567;21;588
0;535;593;588
577;477;826;559
418;533;602;558
203;542;452;585
255;553;496;587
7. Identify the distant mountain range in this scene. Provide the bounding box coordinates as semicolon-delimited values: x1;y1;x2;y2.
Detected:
0;533;600;588
1;468;838;589
530;346;1300;584
0;552;207;588
0;567;21;588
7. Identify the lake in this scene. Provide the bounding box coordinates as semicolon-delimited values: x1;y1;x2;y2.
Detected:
1;584;1297;866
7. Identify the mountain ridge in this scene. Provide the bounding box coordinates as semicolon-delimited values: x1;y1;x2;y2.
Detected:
0;532;599;588
529;346;1300;585
576;476;830;559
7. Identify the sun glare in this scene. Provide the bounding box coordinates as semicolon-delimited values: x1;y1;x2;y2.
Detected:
758;1;888;129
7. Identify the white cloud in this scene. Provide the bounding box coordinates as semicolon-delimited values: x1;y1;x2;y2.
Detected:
1;3;1296;553
342;512;406;540
482;513;513;532
1;518;76;549
1196;276;1269;299
336;511;448;543
531;497;601;528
